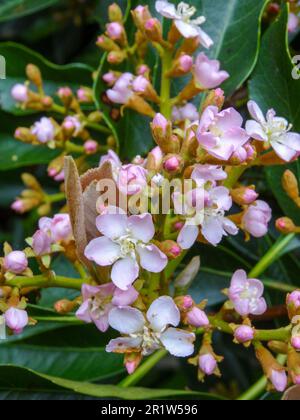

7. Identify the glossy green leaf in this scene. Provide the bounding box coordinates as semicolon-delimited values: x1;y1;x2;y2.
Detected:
249;6;300;224
0;0;59;22
0;42;93;115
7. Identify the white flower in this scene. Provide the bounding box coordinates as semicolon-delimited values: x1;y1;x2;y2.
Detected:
155;1;213;48
246;101;300;162
106;296;195;357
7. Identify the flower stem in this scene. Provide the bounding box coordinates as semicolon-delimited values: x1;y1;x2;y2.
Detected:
160;49;173;119
6;275;86;290
119;350;168;388
34;316;82;324
44;192;65;204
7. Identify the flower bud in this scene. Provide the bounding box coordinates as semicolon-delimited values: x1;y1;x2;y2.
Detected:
11;84;28;103
84;140;98;155
132;6;152;29
202;88;225;110
282;170;299;202
163;155;183;174
4;308;28;334
108;3;123;22
32;230;52;256
231;187;258;206
158;240;182;259
26;64;42;87
54;299;76;314
137;64;150;76
31;117;55;144
107;50;127;65
270;369;288;392
291;336;300;351
144;18;164;44
147;146;163;171
167;55;193;78
133;76;160;103
103;71;118;86
234;325;254;343
276;217;297;234
256;344;287;392
77;87;93;103
125;352;142;375
287;291;300;319
4;251;28;274
199;354;217;376
96;35;120;52
11;199;26;214
106;22;124;41
187;307;209;328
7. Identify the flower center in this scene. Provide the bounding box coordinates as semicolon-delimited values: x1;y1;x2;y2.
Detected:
131;326;162;356
177;2;197;21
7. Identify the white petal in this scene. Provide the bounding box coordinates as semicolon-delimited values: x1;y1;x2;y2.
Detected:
245;120;268;141
111;257;139;290
147;296;180;332
271;140;297;162
201;216;224;246
282;132;300;152
108;306;145;334
155;1;178;19
84;237;120;266
247;100;266;124
96;213;128;239
175;20;200;38
106;337;142;353
160;328;195;357
128;213;155;243
137;244;168;273
177;224;199;250
196;26;214;49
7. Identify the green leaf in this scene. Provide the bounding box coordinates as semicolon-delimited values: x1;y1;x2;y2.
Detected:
0;110;59;170
0;365;226;400
249;5;300;224
0;0;59;22
201;0;268;95
0;345;124;382
0;42;93;115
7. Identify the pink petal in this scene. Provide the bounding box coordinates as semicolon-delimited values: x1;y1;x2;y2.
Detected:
215;108;243;131
247;100;266;124
84;237;121;266
229;270;248;297
128;213;155;243
93;314;110;333
76;300;92;323
147;296;180;332
201;216;224;246
245;120;267;141
271;140;298;162
160;328;195;357
177;224;199;250
96;213;128;239
112;286;139;306
111;257;139;290
108;306;145;334
137;244;168;273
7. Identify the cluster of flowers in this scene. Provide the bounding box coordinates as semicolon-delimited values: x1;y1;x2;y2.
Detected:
4;0;300;394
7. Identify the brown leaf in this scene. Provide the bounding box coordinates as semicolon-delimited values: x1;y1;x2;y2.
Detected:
282;385;300;400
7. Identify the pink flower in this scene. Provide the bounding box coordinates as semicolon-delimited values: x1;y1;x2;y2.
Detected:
4;308;28;334
106;22;124;40
187;307;209;328
242;200;272;238
132;76;149;93
31;117;55;144
76;283;138;332
234;325;254;343
107;73;134;104
39;214;72;243
164;156;181;173
155;1;213;48
117;164;148;196
196;106;249;161
172;103;199;123
194;53;229;89
32;230;52;256
99;149;122;172
246;101;300;162
228;270;267;317
270;369;288;393
11;84;28;103
192;164;227;185
85;212;168;290
288;13;299;33
4;251;28;274
106;296;195;356
199;354;217;376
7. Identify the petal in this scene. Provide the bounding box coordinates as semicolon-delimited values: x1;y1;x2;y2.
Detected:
93;314;110;333
112;286;139;306
210;186;232;211
137;244;168;273
96;213;128;239
197;132;218;149
160;328;195;357
245;120;268;141
82;283;115;301
248;278;265;298
229;269;248;295
84;237;121;266
177;224;199;250
155;1;178;19
76;300;92;323
175;20;200;38
250;298;267;316
147;296;180;332
106;337;142;353
111;257;139;290
283;132;300;152
197;27;214;49
247;100;266;124
271;140;297;162
108;306;145;334
128;213;155;243
201;216;224;246
223;218;239;236
233;299;250;317
215;108;243;131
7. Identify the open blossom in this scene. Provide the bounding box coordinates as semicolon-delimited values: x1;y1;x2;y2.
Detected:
174;167;238;248
85;211;168;291
172;103;199;123
155;1;213;48
76;283;138;332
117;164;148;196
31;117;55;144
246;101;300;162
4;251;28;274
196;106;249;161
228;270;267;317
4;308;28;334
242;200;272;238
39;214;72;243
194;53;229;89
107;72;134;104
106;296;195;358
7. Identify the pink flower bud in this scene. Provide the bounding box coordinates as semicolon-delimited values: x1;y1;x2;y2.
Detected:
174;221;184;231
242;201;272;238
234;325;254;343
4;251;28;274
243;189;259;205
164;156;181;173
270;369;288;392
145;18;156;31
152;113;168;133
245;143;256;159
117;164;148;196
4;308;28;334
199;354;217;376
32;230;52;256
232;146;247;163
179;55;193;73
51;214;72;242
183;295;194;310
84;140;98;155
106;22;124;40
187;307;209;328
103;72;118;86
11;84;28;103
137;65;149;76
132;76;149;93
58;86;72;98
291;336;300;351
11;199;25;214
288;291;300;308
294;375;300;385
